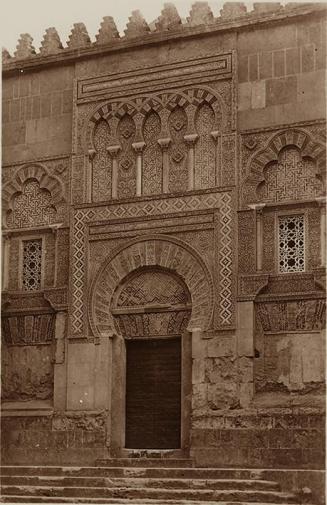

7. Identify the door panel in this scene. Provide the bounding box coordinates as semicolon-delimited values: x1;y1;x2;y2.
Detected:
125;337;181;449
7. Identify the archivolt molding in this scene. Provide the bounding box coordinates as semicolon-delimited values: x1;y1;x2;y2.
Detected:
242;128;326;206
83;86;228;153
88;235;215;339
2;163;66;216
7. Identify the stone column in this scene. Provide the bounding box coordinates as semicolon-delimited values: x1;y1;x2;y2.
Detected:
316;196;326;267
132;141;146;196
2;233;10;290
87;149;96;202
184;134;199;190
107;145;121;199
248;203;266;271
211;130;221;186
53;311;67;410
158;138;171;193
236;301;254;408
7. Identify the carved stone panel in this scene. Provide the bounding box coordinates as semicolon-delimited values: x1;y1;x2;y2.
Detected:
168;106;188;192
256;299;326;333
71;190;233;338
142;111;162;195
92;120;112;202
113;268;191;338
117;115;137;198
7;180;57;229
2;314;55;345
257;147;322;203
194;103;215;189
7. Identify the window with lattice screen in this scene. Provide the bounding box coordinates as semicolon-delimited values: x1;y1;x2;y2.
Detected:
278;215;305;273
22;239;42;290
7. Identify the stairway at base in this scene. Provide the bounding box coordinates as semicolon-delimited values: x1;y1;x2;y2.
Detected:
0;461;316;504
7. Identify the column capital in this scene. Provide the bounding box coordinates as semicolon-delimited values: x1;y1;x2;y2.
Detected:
315;196;327;207
184;133;199;145
132;141;145;153
248;203;266;214
157;137;171;150
107;145;121;157
88;148;96;160
210;130;220;141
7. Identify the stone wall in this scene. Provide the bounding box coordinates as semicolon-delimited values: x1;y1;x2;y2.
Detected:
1;1;326;473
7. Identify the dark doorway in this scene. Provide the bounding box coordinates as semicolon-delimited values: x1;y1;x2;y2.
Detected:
125;337;181;449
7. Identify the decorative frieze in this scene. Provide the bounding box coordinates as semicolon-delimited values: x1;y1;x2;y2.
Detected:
256;299;326;332
2;314;56;346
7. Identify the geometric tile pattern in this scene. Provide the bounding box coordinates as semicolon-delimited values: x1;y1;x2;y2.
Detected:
72;190;233;336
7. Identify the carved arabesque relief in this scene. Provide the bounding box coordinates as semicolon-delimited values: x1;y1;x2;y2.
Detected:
194;102;216;189
117;114;137;198
92;119;112;202
7;180;57;228
142;111;162;195
2;313;55;345
112;268;192;338
257;147;322;203
168;106;188;192
3;163;66;228
256;299;326;332
89;235;215;339
81;87;227;202
241;128;326;207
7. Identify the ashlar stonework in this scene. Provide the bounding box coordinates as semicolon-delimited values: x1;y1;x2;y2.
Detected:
1;2;326;504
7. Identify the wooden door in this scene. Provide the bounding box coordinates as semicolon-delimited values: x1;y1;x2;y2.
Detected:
125;337;181;449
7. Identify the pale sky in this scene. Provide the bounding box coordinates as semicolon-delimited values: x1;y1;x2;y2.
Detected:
0;0;298;55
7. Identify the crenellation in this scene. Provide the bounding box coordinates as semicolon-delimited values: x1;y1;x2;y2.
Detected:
155;2;182;31
67;22;91;49
2;48;11;64
40;27;63;55
14;33;36;59
3;3;327;64
253;3;282;14
220;2;247;19
95;16;120;44
124;10;150;38
187;2;214;27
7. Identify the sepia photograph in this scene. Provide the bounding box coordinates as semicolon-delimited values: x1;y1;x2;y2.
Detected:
1;0;326;503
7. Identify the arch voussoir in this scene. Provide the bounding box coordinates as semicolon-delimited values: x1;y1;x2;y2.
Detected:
89;235;214;339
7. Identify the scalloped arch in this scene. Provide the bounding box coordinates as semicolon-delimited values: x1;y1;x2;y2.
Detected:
89;234;214;339
84;86;227;152
2;163;65;215
243;128;326;204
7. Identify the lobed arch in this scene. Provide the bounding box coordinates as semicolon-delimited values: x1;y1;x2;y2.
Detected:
2;163;65;223
84;86;227;153
89;234;214;340
243;128;326;205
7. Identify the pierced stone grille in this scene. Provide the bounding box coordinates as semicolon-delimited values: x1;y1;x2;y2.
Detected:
278;215;305;273
22;239;42;290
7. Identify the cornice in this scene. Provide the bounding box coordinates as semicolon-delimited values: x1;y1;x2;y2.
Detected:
2;4;326;77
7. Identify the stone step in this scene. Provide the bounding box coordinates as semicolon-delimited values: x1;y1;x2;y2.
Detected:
1;498;313;505
1;475;281;491
0;466;269;480
96;458;194;467
1;485;299;503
